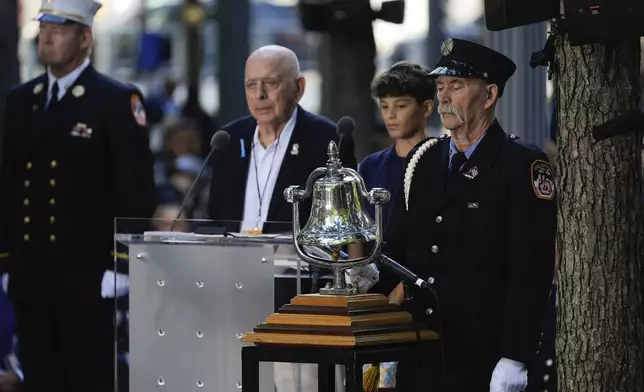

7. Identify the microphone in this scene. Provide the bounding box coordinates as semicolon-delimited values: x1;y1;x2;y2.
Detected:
170;130;230;231
377;255;446;372
336;116;355;150
376;255;432;291
336;116;357;169
592;109;644;142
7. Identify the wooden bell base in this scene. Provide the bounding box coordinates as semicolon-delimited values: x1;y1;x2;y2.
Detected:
241;293;439;347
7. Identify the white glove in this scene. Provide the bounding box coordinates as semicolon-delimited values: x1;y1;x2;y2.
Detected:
490;358;528;392
101;270;130;299
345;264;379;293
1;273;7;294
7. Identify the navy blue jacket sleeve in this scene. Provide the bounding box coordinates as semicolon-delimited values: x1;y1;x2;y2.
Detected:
0;93;16;274
109;88;157;273
502;151;556;363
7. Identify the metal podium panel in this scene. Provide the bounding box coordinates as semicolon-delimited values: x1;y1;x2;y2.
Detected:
128;242;275;392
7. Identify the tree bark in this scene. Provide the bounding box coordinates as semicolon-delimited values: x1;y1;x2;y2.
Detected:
555;34;644;391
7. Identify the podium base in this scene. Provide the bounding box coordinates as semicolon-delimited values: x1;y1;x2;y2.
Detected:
241;293;438;347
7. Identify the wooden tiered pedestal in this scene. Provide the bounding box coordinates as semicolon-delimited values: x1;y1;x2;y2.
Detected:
241;293;438;347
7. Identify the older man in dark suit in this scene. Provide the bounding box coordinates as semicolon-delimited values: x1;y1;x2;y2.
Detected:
208;45;365;392
208;45;357;234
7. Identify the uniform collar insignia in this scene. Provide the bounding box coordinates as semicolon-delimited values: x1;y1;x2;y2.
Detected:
463;166;479;179
72;85;85;98
33;83;44;95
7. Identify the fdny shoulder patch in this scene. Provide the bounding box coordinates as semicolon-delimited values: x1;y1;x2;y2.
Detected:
531;160;555;200
130;94;147;127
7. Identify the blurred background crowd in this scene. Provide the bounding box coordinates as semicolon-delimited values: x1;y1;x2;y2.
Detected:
8;0;559;224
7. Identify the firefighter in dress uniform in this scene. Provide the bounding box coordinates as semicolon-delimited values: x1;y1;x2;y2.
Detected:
371;39;557;391
0;1;156;391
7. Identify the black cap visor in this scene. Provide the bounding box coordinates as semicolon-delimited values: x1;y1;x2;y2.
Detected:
429;60;488;80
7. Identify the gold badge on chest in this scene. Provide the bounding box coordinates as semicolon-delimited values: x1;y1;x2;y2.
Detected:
72;85;85;98
33;83;44;95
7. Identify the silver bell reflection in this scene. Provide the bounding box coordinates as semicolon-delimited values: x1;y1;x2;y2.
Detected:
284;141;390;295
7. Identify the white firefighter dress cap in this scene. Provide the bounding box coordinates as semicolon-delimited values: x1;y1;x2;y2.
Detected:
35;0;102;27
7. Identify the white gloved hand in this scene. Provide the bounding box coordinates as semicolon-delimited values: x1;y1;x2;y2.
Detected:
490;357;528;392
1;274;7;294
101;270;130;299
345;264;379;293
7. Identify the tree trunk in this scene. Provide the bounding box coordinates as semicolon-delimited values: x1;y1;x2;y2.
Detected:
555;34;644;391
0;0;20;160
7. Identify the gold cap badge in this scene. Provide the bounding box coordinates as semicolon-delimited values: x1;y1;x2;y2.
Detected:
441;39;454;56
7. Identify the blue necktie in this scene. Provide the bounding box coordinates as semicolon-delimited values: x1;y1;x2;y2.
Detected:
48;82;59;111
449;152;467;179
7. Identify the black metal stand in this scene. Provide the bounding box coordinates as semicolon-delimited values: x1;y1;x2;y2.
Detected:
241;342;437;392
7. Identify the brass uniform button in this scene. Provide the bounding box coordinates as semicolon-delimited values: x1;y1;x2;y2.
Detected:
23;198;29;206
24;216;30;224
49;216;56;224
49;234;56;242
50;160;57;168
49;198;56;206
23;234;30;242
24;180;30;188
26;162;32;170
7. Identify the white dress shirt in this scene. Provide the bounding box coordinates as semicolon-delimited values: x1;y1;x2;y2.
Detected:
46;57;90;107
240;107;298;233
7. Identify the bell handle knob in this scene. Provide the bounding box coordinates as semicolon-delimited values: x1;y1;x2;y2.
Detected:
368;187;391;206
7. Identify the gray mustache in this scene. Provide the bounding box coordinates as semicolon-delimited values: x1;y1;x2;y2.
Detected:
438;103;465;125
438;104;459;115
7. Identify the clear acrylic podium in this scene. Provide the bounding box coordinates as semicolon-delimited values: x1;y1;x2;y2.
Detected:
114;218;312;392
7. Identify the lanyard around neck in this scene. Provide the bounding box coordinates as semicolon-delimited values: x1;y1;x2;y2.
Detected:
251;136;281;229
